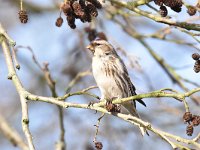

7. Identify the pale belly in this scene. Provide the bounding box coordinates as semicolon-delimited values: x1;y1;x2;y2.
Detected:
92;59;123;100
92;57;137;116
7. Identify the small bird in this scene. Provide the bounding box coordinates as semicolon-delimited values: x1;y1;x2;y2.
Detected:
87;39;147;136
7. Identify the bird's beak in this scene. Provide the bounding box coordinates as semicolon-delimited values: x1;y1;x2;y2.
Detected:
86;44;95;53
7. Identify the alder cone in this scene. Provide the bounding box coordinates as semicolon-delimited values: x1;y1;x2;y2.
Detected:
187;6;197;16
159;5;168;17
163;0;182;8
18;10;28;23
95;142;103;150
192;53;200;60
192;115;200;126
171;6;182;12
86;0;102;9
61;2;73;16
66;15;76;29
86;3;98;17
186;124;193;136
58;0;102;29
72;1;85;18
194;60;200;73
154;0;164;6
183;112;193;123
55;17;63;27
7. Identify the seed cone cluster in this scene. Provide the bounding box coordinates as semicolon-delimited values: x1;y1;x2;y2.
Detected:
183;112;200;136
186;124;193;136
94;141;103;150
159;5;168;17
187;6;197;16
85;27;107;41
18;10;28;24
154;0;183;17
187;1;200;16
192;53;200;73
56;17;64;27
56;0;102;29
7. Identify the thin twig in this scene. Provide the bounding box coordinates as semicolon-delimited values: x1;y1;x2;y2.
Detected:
93;113;105;143
82;85;98;92
65;70;91;93
20;49;67;150
146;3;158;12
0;24;35;150
193;133;200;142
0;114;28;150
0;24;15;46
113;15;199;106
41;63;66;150
60;90;100;100
181;77;200;87
14;45;43;70
20;0;23;10
109;0;200;31
12;47;20;70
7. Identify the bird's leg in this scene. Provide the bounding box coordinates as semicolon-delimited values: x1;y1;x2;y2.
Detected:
114;97;121;113
88;101;95;107
105;98;121;113
105;100;113;112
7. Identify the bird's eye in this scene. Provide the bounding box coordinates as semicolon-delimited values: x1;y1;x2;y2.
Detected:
96;43;101;46
105;52;110;55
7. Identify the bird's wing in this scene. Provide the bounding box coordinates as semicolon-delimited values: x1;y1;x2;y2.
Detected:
120;58;146;107
128;80;146;107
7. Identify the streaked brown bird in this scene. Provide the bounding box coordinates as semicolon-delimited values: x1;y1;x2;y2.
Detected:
87;39;147;135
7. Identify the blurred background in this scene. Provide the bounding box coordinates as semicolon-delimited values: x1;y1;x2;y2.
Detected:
0;0;200;149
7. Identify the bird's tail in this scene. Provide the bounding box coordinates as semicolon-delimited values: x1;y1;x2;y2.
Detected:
123;103;148;136
132;113;149;136
133;114;148;136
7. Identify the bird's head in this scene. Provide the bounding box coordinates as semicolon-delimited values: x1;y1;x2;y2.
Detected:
86;39;117;57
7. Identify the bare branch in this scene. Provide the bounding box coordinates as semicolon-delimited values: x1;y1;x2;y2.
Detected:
0;114;28;150
111;16;200;105
0;13;200;150
109;0;200;31
65;70;92;93
0;24;35;150
93;113;105;143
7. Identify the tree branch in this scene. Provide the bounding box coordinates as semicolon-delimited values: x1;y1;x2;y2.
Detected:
13;46;67;150
0;114;28;150
0;23;199;150
109;0;200;31
0;23;35;150
111;16;199;105
41;63;66;150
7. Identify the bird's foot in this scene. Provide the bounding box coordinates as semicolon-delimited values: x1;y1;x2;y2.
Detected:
88;101;96;107
88;101;98;114
105;101;121;113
